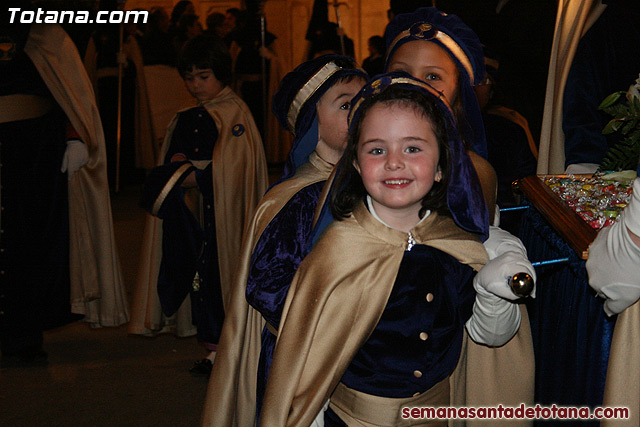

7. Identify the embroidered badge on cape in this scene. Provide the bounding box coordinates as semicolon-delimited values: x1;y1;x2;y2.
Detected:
232;124;245;137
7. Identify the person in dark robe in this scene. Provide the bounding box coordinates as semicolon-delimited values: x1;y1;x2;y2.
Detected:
140;7;177;66
0;5;127;367
361;35;385;77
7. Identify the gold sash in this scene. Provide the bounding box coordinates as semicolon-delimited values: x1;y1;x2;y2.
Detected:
330;379;449;427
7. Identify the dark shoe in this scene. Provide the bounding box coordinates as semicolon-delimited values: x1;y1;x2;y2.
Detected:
1;349;48;368
189;358;213;377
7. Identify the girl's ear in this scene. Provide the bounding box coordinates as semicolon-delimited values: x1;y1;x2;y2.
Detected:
353;159;361;175
435;167;443;182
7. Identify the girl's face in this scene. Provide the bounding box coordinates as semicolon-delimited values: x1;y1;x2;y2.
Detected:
387;40;459;104
354;102;442;226
316;77;366;163
184;67;223;103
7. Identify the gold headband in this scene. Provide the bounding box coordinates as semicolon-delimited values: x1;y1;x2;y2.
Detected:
347;76;453;129
386;22;475;85
287;61;343;133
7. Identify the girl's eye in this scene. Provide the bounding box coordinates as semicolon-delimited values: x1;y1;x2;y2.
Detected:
340;101;351;110
406;146;421;153
369;147;384;155
425;73;440;81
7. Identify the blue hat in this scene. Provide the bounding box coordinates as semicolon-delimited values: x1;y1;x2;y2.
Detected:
271;54;368;184
384;7;488;159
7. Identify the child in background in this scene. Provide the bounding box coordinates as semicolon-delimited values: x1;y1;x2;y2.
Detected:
131;35;268;377
201;55;367;426
385;6;498;220
260;73;531;426
361;35;385;77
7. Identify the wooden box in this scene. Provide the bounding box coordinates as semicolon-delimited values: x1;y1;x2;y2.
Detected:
517;175;598;260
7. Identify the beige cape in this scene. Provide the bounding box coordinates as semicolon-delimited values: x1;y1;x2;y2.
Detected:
25;24;128;327
201;152;334;426
129;86;268;337
261;202;534;426
601;299;640;426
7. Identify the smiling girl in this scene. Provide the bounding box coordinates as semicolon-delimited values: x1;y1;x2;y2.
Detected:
259;73;528;426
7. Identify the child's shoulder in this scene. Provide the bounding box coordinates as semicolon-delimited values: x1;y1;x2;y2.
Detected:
313;214;373;251
202;88;253;119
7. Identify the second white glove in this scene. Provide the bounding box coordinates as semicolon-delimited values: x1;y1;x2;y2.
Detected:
60;139;89;181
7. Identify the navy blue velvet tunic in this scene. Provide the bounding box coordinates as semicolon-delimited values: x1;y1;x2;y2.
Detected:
325;244;475;426
340;244;476;398
245;181;325;417
157;106;224;346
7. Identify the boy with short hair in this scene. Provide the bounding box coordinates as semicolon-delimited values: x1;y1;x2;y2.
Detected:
130;35;268;376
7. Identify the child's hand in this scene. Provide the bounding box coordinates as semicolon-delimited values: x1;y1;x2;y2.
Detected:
171;153;188;163
475;252;536;301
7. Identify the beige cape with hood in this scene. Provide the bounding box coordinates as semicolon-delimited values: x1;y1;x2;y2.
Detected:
260;202;534;426
24;23;128;326
129;86;268;336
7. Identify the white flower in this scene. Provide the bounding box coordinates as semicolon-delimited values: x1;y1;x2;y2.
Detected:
628;73;640;100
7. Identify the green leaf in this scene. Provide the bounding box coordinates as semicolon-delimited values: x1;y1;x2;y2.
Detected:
622;120;635;135
599;91;624;109
612;120;623;132
599;135;640;171
603;119;618;134
611;104;629;116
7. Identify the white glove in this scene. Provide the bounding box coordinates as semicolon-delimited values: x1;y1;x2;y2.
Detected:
587;178;640;316
61;139;89;181
483;226;537;299
466;281;521;347
465;226;536;346
564;163;600;174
